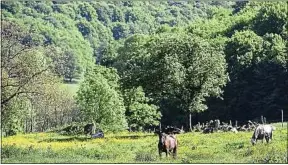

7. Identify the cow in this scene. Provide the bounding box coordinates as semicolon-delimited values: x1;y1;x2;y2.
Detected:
251;125;276;145
84;123;95;135
158;132;178;158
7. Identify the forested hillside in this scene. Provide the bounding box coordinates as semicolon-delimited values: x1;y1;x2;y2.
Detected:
1;1;287;136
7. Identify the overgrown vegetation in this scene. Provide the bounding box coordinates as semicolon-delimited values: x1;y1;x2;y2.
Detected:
1;1;287;136
1;123;287;163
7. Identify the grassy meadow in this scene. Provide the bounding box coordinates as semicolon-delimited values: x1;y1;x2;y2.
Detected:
1;122;287;163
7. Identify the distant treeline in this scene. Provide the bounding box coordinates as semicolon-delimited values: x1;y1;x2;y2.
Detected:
1;1;287;135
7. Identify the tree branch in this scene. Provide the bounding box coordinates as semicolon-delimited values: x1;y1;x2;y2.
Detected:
1;68;49;106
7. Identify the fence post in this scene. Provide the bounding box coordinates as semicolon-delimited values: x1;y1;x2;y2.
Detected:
235;120;238;127
261;115;264;124
229;120;232;126
189;113;192;132
159;123;161;132
281;110;283;128
263;117;266;124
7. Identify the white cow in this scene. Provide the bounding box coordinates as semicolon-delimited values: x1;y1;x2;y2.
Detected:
251;125;276;145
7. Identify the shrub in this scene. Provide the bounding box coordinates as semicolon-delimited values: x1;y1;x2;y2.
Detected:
135;151;157;162
251;149;287;163
1;144;22;158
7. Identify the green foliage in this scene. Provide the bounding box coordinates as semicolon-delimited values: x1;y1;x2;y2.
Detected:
1;0;287;133
1;20;79;135
221;27;287;120
117;32;228;113
1;97;29;136
76;65;128;132
1;21;60;134
225;30;263;71
252;2;288;38
124;87;161;131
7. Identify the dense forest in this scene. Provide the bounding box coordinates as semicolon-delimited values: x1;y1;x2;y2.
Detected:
1;1;287;136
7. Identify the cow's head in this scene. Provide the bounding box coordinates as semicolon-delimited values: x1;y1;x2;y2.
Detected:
251;138;256;145
159;133;167;145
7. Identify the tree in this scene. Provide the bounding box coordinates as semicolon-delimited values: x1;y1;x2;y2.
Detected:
46;47;82;82
117;32;228;123
232;1;249;14
1;21;66;135
252;2;288;38
29;82;77;132
111;22;129;40
123;86;161;131
76;65;128;132
223;30;288;120
1;21;55;107
1;97;29;136
62;51;81;82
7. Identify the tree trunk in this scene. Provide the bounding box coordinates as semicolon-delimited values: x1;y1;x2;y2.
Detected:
281;110;284;128
92;120;96;134
30;117;33;132
189;113;192;132
54;107;58;128
30;107;33;132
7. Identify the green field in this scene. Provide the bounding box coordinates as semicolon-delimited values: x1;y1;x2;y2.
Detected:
1;123;287;163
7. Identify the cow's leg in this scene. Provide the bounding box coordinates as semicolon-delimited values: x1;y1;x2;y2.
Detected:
159;150;162;158
265;133;271;143
265;136;269;143
165;150;168;157
173;148;177;159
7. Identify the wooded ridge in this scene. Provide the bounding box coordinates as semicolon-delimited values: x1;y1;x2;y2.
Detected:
1;1;287;135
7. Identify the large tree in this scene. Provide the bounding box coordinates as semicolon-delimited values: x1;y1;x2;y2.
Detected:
116;33;228;125
1;21;71;135
76;65;128;132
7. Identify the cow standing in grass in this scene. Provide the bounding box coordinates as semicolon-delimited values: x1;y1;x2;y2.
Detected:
158;132;177;158
251;125;276;145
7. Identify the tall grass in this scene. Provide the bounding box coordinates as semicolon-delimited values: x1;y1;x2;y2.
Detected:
1;122;287;163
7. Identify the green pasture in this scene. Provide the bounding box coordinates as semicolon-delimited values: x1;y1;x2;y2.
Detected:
1;123;287;163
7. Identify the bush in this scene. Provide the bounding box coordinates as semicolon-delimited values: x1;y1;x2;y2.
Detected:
1;144;37;159
135;151;157;162
251;149;287;163
1;145;22;158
